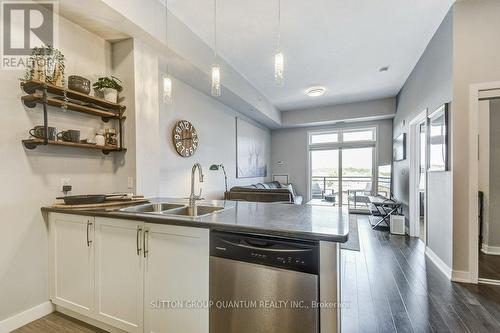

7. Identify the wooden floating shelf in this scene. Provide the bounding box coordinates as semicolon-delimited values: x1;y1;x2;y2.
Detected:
22;139;126;155
21;94;125;121
21;80;125;111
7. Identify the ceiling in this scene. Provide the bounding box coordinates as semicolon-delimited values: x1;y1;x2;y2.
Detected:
166;0;454;111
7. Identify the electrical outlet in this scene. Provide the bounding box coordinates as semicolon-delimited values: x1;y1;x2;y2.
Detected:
60;178;71;195
127;177;134;190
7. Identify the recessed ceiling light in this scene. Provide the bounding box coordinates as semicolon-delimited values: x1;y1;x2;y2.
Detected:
379;66;389;72
306;86;326;97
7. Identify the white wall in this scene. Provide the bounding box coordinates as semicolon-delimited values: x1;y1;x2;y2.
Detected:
271;119;393;200
281;98;395;128
452;0;500;273
0;16;133;321
158;78;271;199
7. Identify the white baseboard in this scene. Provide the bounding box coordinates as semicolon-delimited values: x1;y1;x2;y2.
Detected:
425;247;451;280
481;243;500;255
55;306;127;333
451;270;473;283
0;301;54;333
479;278;500;286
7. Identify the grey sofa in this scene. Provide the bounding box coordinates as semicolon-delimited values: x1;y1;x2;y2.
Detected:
224;181;303;205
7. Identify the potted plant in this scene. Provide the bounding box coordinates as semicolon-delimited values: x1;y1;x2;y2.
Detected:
21;44;65;87
93;76;123;103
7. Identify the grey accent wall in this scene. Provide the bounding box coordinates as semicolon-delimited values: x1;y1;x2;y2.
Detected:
392;10;453;266
271;119;393;199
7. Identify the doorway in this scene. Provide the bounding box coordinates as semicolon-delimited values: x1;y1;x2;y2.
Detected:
469;81;500;284
478;98;500;283
409;110;427;243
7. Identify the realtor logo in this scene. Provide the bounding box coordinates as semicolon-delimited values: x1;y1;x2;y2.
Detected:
1;1;58;69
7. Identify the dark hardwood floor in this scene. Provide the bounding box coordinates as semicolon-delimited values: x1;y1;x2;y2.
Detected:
341;215;500;333
479;251;500;281
14;215;500;333
13;312;106;333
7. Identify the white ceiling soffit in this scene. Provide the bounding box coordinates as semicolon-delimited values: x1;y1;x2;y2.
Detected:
53;0;281;128
167;0;455;111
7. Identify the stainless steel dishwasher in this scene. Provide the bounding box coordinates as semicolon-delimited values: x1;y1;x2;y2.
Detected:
210;231;319;333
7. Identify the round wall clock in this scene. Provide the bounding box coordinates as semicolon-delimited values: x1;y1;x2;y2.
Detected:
172;120;198;157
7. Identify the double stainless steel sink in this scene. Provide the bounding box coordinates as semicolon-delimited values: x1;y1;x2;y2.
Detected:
119;202;226;217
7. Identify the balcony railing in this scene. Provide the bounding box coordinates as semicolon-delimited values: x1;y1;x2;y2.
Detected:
312;175;391;204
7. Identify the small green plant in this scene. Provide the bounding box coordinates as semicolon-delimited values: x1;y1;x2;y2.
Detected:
20;44;65;85
93;76;123;92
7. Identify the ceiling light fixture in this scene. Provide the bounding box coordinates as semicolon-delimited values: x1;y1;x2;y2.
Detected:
163;0;173;104
306;86;326;97
274;0;284;86
211;0;221;96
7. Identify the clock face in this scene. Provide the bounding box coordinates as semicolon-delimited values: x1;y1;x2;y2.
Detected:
172;120;198;157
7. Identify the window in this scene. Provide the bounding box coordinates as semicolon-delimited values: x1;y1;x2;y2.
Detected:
310;132;339;144
342;129;375;142
308;127;376;146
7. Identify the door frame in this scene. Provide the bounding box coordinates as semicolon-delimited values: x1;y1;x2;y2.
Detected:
409;109;428;239
469;81;500;284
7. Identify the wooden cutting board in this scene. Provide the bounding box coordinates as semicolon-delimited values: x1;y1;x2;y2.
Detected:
51;198;149;209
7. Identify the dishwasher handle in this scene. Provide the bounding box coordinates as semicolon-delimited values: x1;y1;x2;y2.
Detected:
220;238;313;253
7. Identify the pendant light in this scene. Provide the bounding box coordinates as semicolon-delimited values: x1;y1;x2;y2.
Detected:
274;0;284;86
211;0;221;96
163;0;173;104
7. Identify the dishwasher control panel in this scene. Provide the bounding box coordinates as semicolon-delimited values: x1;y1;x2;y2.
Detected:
210;230;319;274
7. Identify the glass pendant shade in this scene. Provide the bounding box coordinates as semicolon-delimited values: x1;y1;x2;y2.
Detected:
163;75;173;104
211;64;221;96
274;51;284;86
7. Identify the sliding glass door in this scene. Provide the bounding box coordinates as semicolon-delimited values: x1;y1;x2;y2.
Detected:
311;149;339;204
308;127;376;206
342;147;374;208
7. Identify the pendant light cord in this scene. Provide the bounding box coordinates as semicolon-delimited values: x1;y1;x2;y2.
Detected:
214;0;218;59
277;0;281;52
165;0;169;74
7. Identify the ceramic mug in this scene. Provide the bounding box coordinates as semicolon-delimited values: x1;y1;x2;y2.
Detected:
57;130;80;143
29;126;56;140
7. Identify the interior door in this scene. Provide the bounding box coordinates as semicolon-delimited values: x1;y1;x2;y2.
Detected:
95;217;144;333
49;213;95;315
144;224;209;333
419;121;427;243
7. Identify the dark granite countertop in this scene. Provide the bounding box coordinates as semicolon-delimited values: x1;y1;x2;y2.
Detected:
42;198;349;242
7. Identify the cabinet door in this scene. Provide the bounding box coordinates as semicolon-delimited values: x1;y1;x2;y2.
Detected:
49;213;95;315
144;224;209;333
95;217;144;333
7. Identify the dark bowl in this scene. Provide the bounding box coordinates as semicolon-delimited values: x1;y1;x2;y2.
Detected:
68;75;91;95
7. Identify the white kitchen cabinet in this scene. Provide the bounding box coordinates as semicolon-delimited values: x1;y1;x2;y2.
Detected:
94;217;144;333
49;213;95;315
48;213;209;333
144;223;209;333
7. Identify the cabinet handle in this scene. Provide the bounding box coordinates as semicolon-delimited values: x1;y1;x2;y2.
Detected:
86;221;93;247
136;226;143;255
143;229;149;258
